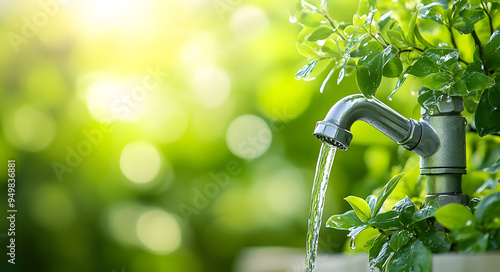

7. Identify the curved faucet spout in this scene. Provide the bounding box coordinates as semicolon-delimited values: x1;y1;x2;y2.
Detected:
313;94;439;157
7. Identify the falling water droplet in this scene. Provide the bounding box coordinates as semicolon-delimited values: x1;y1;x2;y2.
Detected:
350;238;357;250
289;16;297;23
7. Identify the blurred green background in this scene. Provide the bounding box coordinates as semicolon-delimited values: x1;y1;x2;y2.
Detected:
0;0;460;271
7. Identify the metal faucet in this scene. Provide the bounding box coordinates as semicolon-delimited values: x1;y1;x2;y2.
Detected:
313;94;468;206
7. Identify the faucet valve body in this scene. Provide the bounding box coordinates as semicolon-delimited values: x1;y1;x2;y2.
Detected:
420;96;468;206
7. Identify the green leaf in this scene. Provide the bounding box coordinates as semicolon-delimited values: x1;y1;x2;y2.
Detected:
296;59;320;80
412;199;439;222
464;72;495;92
435;203;475;230
357;0;377;16
474;192;500;229
407;48;459;77
347;224;369;244
489;76;500;108
299;10;326;27
418;229;451;253
390;230;413;251
343;25;366;39
386;240;432;272
419;3;447;25
483;158;500;173
326;210;364;230
387;27;410;48
422;71;455;92
389;72;409;99
366;194;377;212
362;234;381;253
475;88;500;137
484;31;500;71
345;196;373;222
452;8;485;34
306;27;334;41
418;87;444;109
357;52;383;97
392;196;416;226
453;229;489;253
414;25;434;48
356;45;397;97
373;173;404;216
296;42;322;58
407;10;418;46
369;210;402;230
369;240;392;272
383;57;403;78
452;79;469;96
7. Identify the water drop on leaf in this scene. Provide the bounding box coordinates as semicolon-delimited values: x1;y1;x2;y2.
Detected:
350;238;356;250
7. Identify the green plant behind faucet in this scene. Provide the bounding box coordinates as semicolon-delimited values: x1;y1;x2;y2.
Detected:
292;0;500;137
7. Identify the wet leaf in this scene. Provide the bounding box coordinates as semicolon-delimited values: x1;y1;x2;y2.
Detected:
306;27;333;41
407;48;459;77
452;8;485;34
422;71;454;92
475;88;500;137
418;229;451;253
412;199;440;222
299;10;326;27
392;196;416;226
369;239;392;271
345;196;373;221
435;203;475;230
373;173;404;216
296;59;320;80
419;3;447;24
369;210;402;230
474;192;500;230
366;194;377;212
483;159;500;174
452;79;469;96
386;240;432;272
464;72;495;92
343;25;366;39
389;72;409;99
357;0;377;16
362;234;381;253
383;56;403;78
387;27;410;48
418;87;444;109
407;10;418;46
326;210;364;230
390;230;413;251
484;31;500;71
296;42;322;58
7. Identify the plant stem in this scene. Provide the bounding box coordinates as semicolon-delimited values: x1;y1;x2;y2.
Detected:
321;11;346;40
449;27;459;49
481;1;494;36
472;30;484;59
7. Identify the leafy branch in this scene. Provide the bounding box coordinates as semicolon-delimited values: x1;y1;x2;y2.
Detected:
292;0;500;137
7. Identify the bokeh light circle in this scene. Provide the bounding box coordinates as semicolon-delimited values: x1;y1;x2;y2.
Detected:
120;141;161;184
3;105;56;152
136;209;182;255
192;66;231;109
230;6;269;39
226;114;272;159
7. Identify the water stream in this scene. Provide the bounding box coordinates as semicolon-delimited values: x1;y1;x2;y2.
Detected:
305;143;337;272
